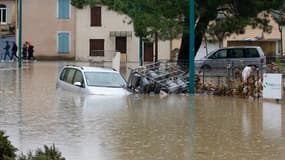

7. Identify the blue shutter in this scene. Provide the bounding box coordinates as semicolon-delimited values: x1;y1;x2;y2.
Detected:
58;32;70;54
58;0;70;19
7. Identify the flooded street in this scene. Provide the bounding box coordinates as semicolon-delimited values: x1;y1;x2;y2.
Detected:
0;62;285;160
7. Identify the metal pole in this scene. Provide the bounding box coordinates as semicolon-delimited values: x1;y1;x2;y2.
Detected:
18;0;22;68
139;37;143;66
280;25;283;56
189;0;195;94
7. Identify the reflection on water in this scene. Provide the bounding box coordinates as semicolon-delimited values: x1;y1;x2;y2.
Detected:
0;62;285;160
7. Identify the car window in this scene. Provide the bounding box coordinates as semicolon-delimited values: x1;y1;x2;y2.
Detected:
60;68;67;81
244;48;259;57
66;69;76;84
85;72;126;88
214;49;227;58
227;49;243;58
73;70;84;87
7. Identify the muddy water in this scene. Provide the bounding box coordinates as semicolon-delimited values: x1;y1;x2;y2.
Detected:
0;62;284;160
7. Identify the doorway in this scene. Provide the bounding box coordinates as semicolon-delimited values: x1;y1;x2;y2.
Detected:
144;42;153;62
116;37;127;62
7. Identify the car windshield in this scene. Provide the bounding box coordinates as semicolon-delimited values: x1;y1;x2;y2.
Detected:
85;72;126;88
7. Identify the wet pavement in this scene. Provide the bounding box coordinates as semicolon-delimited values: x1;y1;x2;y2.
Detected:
0;62;285;160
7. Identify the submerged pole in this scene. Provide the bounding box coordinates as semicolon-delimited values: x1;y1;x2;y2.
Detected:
18;0;22;68
189;0;195;94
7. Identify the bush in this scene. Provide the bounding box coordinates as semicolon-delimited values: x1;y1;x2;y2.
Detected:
17;144;65;160
1;130;65;160
0;130;17;160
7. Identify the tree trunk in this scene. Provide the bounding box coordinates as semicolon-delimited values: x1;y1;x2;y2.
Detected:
177;33;189;68
177;16;211;69
155;32;158;62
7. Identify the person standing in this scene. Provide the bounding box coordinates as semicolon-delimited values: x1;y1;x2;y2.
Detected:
22;43;28;60
10;42;18;60
28;44;35;60
3;41;10;61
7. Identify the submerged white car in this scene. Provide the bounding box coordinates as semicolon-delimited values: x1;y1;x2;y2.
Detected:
56;65;130;96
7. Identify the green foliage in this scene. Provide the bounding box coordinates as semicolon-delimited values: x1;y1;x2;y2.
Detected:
0;130;17;160
17;145;65;160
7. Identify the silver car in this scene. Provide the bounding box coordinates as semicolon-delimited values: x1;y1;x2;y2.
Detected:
56;65;131;96
195;46;266;71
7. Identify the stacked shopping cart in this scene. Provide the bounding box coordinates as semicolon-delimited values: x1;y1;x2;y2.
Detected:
127;61;189;94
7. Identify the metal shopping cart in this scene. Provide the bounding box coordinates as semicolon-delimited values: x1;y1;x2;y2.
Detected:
127;61;189;94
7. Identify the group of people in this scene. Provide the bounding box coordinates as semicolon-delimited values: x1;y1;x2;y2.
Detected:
2;41;18;61
2;41;35;62
22;41;35;60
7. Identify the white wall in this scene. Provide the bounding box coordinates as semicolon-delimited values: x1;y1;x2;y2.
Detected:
196;41;219;60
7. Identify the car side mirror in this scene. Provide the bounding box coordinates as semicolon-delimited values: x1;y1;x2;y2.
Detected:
74;82;83;88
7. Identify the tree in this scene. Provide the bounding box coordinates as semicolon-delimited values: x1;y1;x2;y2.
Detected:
71;0;285;66
0;130;17;160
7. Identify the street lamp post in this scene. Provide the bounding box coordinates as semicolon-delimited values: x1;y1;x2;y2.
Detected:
18;0;22;68
189;0;195;94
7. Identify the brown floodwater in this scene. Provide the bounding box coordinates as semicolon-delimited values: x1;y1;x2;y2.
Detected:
0;62;284;160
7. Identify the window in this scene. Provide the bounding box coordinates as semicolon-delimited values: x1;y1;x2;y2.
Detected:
90;39;104;56
214;50;227;58
85;72;126;88
245;48;259;57
58;0;70;19
0;4;7;24
90;6;101;26
73;70;84;87
65;69;76;84
58;32;70;54
227;49;243;58
60;68;68;80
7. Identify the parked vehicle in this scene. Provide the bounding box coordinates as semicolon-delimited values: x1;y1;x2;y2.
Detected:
56;65;130;96
195;46;266;71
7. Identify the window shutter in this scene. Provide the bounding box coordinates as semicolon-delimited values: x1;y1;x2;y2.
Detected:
58;0;70;19
6;6;10;24
90;7;101;26
58;32;70;53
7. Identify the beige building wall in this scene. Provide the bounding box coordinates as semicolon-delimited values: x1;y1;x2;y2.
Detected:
22;0;76;58
225;15;282;55
76;6;171;62
226;17;280;41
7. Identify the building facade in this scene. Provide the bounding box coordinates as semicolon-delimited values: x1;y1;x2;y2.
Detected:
75;5;171;62
22;0;76;59
20;1;172;62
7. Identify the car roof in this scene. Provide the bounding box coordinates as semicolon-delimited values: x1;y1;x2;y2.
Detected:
63;65;119;73
220;46;261;49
